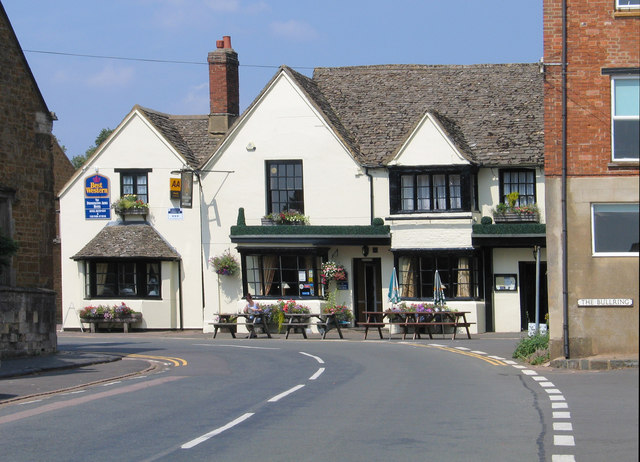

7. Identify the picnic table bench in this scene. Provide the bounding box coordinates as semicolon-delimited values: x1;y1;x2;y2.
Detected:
283;312;344;339
361;311;474;340
207;312;272;338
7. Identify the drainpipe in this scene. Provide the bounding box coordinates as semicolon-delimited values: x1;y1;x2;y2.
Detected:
178;259;184;330
561;0;570;358
364;167;374;224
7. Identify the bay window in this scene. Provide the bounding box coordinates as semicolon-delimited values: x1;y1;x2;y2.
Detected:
85;260;161;298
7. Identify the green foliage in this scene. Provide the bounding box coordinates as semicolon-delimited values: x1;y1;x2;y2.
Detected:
372;217;385;226
322;289;354;322
265;209;309;225
209;250;240;276
112;194;149;213
506;191;520;208
237;208;246;226
71;128;114;169
513;332;550;365
0;231;19;271
480;216;493;225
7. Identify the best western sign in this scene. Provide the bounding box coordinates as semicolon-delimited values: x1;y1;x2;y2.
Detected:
84;174;111;219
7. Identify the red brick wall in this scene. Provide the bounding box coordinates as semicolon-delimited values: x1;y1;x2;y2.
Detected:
544;0;640;177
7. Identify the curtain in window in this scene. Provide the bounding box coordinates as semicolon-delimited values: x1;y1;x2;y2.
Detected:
399;256;416;298
401;175;414;210
417;175;430;210
262;255;278;296
449;175;461;209
456;257;470;297
95;263;108;296
433;175;447;209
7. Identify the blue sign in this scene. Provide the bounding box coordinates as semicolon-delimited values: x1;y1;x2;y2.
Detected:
85;198;111;219
84;174;111;219
84;175;110;197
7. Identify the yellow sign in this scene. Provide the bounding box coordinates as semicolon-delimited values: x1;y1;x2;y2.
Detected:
170;178;181;199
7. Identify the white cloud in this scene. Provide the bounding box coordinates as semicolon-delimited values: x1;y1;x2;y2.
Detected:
86;64;135;88
269;19;318;41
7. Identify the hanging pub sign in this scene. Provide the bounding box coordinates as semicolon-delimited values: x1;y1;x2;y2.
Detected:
180;171;193;208
84;174;111;219
170;177;181;200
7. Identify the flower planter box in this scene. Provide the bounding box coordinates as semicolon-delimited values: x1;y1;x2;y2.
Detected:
493;212;539;223
80;313;143;333
261;218;276;226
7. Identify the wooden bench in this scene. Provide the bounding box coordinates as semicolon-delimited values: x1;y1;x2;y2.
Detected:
411;321;475;340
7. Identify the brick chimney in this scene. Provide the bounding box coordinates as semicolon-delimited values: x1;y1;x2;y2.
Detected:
208;36;239;135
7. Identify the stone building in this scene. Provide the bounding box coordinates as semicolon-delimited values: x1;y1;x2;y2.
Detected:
0;2;71;358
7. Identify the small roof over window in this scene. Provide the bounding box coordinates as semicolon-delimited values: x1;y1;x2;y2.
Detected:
71;223;180;261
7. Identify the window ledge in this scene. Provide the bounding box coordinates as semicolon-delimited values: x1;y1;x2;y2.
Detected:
613;10;640;17
387;212;472;221
608;161;639;170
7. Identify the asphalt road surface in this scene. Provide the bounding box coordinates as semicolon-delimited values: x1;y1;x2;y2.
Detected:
0;334;637;461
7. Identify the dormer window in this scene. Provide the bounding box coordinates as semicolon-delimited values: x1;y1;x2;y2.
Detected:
390;167;474;214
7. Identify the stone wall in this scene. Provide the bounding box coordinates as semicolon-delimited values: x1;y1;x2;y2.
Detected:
0;286;57;359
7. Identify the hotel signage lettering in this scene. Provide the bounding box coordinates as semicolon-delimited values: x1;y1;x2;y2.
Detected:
84;174;111;219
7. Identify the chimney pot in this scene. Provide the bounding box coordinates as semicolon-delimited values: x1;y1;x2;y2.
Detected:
216;40;224;48
223;36;232;49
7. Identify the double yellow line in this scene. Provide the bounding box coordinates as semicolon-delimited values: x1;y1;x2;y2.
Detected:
126;353;188;367
410;343;507;366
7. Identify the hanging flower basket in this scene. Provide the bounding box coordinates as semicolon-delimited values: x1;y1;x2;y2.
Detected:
209;250;240;276
320;261;347;285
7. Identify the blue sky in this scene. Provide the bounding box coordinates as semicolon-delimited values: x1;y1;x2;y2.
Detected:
3;0;542;160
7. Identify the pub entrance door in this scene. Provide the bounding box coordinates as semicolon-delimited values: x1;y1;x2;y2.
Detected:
353;258;382;325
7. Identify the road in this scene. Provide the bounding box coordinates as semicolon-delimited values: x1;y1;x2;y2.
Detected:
0;334;637;461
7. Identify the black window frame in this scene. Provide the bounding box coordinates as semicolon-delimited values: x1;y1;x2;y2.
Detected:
499;169;537;206
84;259;161;299
389;167;475;214
115;168;151;204
240;247;328;299
394;250;483;301
265;160;304;214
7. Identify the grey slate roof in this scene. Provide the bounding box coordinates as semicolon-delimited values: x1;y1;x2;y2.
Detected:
311;63;543;167
71;223;180;260
137;106;220;167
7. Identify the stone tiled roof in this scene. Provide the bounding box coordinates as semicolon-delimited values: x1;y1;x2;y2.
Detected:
137;106;220;167
71;223;180;260
311;63;543;167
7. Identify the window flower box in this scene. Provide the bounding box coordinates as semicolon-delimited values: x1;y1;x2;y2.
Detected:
493;212;540;223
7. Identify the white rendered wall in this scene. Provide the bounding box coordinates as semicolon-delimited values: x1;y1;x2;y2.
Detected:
200;73;373;325
492;247;547;332
59;111;204;330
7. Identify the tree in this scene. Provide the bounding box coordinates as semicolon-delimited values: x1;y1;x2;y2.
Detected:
71;128;113;169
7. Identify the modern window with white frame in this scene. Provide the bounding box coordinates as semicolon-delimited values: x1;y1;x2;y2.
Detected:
591;203;639;256
611;76;640;161
616;0;640;9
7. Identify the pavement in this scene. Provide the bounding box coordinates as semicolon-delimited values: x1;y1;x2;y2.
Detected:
1;327;636;404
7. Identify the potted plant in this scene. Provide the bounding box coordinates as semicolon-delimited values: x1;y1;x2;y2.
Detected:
209;250;240;276
492;192;540;223
112;194;149;216
263;209;309;225
320;261;347;286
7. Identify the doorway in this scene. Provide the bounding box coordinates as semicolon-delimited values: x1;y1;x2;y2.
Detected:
353;258;382;324
518;261;548;330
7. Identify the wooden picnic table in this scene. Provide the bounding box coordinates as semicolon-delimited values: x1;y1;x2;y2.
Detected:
361;310;473;340
207;312;272;338
283;312;344;339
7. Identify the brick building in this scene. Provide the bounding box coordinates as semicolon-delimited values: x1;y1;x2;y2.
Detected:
543;0;639;359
